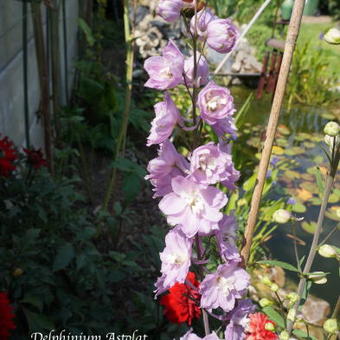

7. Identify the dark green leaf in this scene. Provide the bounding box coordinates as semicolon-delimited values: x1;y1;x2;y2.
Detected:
257;260;300;273
53;243;75;271
262;307;285;328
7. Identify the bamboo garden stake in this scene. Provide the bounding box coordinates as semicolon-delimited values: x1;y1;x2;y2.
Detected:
241;0;305;263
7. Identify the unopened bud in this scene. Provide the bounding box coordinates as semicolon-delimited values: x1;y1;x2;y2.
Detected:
259;298;273;307
261;276;272;287
287;308;296;322
279;331;289;340
308;271;328;284
287;292;299;304
324;121;339;136
273;209;291;224
323;318;338;333
264;322;275;332
324;28;340;45
318;244;337;258
270;283;279;292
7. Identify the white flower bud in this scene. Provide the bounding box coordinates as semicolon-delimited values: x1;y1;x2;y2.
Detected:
323;318;338;333
287;308;296;322
287;292;299;304
308;271;328;284
318;244;337;258
279;331;289;340
273;209;291;224
259;298;273;307
324;135;339;151
270;283;279;292
261;276;272;286
265;322;275;331
324;28;340;45
324;121;339;136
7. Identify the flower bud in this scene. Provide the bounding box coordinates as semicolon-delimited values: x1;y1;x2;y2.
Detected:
273;209;291;224
286;292;299;304
12;267;24;277
324;135;339;151
190;8;217;39
324;121;339;136
157;0;183;22
261;276;272;286
318;244;337;258
287;308;296;322
323;318;338;333
206;18;238;54
183;54;209;87
308;271;328;285
265;322;275;332
323;27;340;45
259;298;273;307
279;331;289;340
270;283;279;292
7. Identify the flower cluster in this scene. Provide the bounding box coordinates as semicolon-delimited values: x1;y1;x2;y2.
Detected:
144;3;277;339
0;135;17;177
24;148;47;169
0;292;16;339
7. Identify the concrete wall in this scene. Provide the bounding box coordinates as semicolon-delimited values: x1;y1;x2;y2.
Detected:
0;0;79;147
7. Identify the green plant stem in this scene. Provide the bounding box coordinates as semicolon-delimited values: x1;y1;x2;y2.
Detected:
286;150;339;335
103;0;135;210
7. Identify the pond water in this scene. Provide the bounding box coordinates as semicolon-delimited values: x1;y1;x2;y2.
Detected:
231;85;340;307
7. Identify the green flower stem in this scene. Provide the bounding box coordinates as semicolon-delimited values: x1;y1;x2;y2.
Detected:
103;0;135;210
286;147;339;335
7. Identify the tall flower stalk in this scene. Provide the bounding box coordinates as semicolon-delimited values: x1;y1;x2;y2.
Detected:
144;1;278;339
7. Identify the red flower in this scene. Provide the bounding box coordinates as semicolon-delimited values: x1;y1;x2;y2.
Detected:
0;292;16;339
246;313;278;340
160;272;201;325
0;136;17;177
24;148;47;169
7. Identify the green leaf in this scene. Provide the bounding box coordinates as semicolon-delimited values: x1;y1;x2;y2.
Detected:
292;202;307;213
301;221;317;234
78;18;95;47
23;308;54;331
53;243;75;271
262;306;285;328
257;260;300;273
292;329;318;340
243;173;257;191
21;294;43;312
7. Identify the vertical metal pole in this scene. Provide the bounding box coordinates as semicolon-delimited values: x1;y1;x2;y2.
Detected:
62;0;69;103
23;0;30;147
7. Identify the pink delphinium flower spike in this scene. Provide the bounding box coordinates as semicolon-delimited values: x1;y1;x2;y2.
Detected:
157;0;183;22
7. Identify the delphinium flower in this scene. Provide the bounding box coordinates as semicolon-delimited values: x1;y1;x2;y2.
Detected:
214;215;241;263
24;148;47;169
0;135;17;177
144;40;184;90
206;19;238;54
200;263;250;312
0;292;16;339
160;271;201;325
180;330;220;340
155;228;192;295
197;81;235;126
190;8;217;40
189;143;239;188
224;299;255;340
157;0;183;22
146;140;189;198
147;93;183;146
184;54;209;88
159;175;227;237
245;313;278;340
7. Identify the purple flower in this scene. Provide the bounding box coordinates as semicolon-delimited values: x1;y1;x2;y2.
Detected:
180;330;220;340
144;40;184;90
287;197;296;205
146;140;189;198
157;0;183;22
206;19;238;54
184;54;209;88
224;299;255;340
147;93;182;146
155;228;192;295
190;8;217;40
200;263;249;312
159;175;228;238
190;143;239;188
212;117;237;139
214;215;241;263
197;81;235;126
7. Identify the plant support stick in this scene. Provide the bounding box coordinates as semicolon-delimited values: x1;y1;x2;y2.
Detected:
241;0;305;264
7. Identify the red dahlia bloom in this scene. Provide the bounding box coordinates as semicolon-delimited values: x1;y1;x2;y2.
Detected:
0;292;16;339
24;148;47;169
0;136;17;177
160;271;201;325
246;313;278;340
